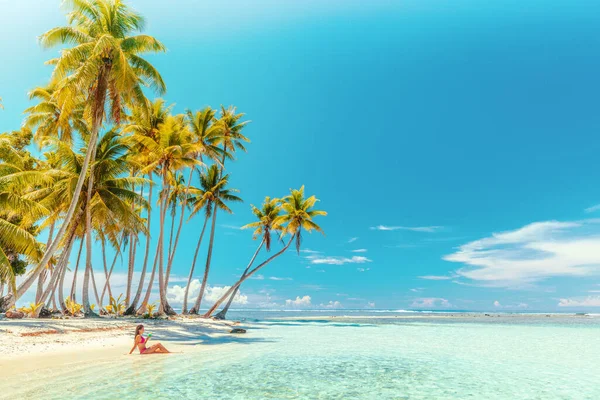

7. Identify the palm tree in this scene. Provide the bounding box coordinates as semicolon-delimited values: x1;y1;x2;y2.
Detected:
24;86;89;146
0;132;50;309
14;0;166;308
130;114;200;315
204;186;326;318
122;99;170;315
211;197;282;319
163;108;222;290
187;165;242;314
188;107;248;314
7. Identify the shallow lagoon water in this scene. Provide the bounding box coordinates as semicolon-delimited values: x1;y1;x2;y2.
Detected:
3;314;600;399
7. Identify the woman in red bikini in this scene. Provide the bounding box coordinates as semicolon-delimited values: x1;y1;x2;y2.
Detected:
129;324;171;355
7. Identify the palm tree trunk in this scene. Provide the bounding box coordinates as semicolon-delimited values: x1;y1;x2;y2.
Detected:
101;240;121;305
70;238;84;302
137;246;159;315
125;236;134;305
204;235;295;318
82;142;99;316
39;230;76;310
165;168;194;288
100;239;113;304
190;203;219;314
11;66;111;307
157;170;175;315
35;222;55;304
214;239;264;320
182;215;209;314
125;178;152;315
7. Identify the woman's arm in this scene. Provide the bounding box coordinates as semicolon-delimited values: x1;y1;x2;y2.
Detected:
129;335;140;354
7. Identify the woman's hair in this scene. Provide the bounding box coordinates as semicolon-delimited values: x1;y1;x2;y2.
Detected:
135;324;144;338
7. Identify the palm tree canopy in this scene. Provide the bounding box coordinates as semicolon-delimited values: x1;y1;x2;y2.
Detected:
188;165;242;219
276;186;327;253
39;0;167;127
242;196;282;251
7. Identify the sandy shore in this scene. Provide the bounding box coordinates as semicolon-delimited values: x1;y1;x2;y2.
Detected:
0;316;240;377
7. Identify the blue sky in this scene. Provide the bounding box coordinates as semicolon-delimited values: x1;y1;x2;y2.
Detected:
2;0;600;311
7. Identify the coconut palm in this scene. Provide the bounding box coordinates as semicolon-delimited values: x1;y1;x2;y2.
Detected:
0;134;49;308
188;107;248;314
187;165;242;314
122;99;171;315
204;187;326;318
24;86;89;146
129;114;200;315
15;0;166;308
210;196;282;319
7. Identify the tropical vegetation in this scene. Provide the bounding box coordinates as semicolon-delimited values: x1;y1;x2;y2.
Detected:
0;0;326;318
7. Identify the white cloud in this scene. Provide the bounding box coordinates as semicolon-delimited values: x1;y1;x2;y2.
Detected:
585;204;600;213
370;225;442;233
444;219;600;288
558;296;600;307
220;224;242;230
300;249;322;254
348;237;358;243
351;249;368;253
589;290;600;293
320;300;343;309
250;274;265;280
309;256;372;265
167;280;248;305
357;267;370;272
269;277;292;281
410;288;423;292
367;302;376;308
411;298;452;308
419;275;452;280
285;295;312;308
494;300;528;309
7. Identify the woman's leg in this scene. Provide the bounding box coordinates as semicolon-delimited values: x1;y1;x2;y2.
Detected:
141;343;170;354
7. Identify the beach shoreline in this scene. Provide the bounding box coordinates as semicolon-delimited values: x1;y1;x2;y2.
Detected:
0;317;239;377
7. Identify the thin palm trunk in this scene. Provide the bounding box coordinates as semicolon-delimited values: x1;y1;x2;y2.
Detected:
137;246;159;314
11;65;111;308
214;239;264;319
157;170;175;315
190;151;227;314
101;243;121;305
100;239;113;303
36;222;55;304
82;141;99;316
204;235;295;317
190;203;218;314
39;230;76;309
70;238;84;302
181;215;209;314
125;236;135;305
165;167;194;287
125;178;152;315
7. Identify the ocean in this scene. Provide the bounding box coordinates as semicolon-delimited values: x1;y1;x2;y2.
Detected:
3;311;599;399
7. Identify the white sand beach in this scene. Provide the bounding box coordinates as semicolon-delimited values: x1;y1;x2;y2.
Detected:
0;317;239;378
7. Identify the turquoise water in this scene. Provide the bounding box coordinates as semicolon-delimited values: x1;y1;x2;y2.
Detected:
3;315;600;399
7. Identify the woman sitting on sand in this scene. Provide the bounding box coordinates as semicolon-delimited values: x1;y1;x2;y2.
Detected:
129;324;171;355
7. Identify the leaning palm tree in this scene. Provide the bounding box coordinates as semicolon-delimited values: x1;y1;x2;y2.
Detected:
187;165;242;314
13;0;166;308
204;186;326;318
211;196;282;319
